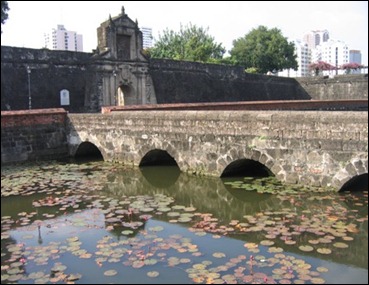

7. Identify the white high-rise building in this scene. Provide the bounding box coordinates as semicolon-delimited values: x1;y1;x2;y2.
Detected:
141;27;153;49
278;39;310;77
44;25;83;52
312;39;349;75
303;30;329;49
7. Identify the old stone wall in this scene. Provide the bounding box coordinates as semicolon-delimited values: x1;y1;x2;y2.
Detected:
149;59;311;103
0;46;154;112
67;110;368;190
1;46;95;112
296;74;368;100
1;109;68;164
2;46;368;113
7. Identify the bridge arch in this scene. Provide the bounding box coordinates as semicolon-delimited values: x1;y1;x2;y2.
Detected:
339;173;368;192
333;153;368;191
74;141;104;161
139;149;181;188
218;147;277;178
139;149;178;167
66;111;367;191
221;158;273;178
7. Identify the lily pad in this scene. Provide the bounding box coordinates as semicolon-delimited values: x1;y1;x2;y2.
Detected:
333;242;349;248
298;245;314;252
260;240;275;246
316;267;329;273
213;252;226;258
147;271;159;277
317;248;332;255
67;273;82;281
311;277;326;284
104;269;117;276
51;264;67;272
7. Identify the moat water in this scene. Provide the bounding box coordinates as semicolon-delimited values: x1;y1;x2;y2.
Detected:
1;161;368;284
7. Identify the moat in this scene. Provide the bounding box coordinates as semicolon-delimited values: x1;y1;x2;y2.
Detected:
1;161;368;284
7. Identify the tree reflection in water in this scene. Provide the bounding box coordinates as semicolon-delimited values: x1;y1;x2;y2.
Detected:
103;165;367;269
1;161;368;280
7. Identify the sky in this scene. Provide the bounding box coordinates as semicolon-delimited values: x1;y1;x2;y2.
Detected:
2;1;368;65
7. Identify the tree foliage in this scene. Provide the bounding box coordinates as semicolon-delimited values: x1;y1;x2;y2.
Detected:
341;62;364;74
309;61;336;71
149;23;225;63
309;61;336;76
341;62;364;70
230;25;298;74
1;1;9;32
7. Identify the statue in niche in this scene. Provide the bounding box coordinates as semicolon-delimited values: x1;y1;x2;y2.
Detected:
117;81;125;106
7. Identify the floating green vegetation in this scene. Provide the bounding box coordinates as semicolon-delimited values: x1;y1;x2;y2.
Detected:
1;161;368;284
223;176;330;195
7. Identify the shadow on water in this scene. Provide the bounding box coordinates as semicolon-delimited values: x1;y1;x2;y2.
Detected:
1;162;368;278
101;165;368;269
140;166;181;188
221;177;272;204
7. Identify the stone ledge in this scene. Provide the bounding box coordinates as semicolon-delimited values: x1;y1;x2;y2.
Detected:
101;99;368;113
1;108;67;117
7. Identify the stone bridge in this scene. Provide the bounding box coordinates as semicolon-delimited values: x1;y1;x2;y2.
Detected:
67;110;368;191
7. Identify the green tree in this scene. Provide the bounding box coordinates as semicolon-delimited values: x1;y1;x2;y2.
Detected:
230;25;298;74
149;23;225;63
1;1;9;33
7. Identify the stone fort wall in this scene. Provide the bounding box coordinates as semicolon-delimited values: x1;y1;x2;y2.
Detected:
149;59;310;103
297;74;368;100
1;46;95;112
1;108;68;164
1;46;367;112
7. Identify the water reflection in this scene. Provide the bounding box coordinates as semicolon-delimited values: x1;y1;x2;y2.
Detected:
1;162;368;284
140;166;181;188
103;165;368;269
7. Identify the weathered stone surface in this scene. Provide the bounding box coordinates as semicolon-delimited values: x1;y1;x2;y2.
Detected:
2;45;367;114
66;110;367;191
2;108;367;191
149;59;311;104
1;109;68;164
297;74;368;100
0;46;155;112
1;6;367;113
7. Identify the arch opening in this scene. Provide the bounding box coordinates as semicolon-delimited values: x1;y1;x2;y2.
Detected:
339;173;368;192
139;149;180;188
221;159;273;178
73;142;104;162
122;85;132;97
139;149;178;167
